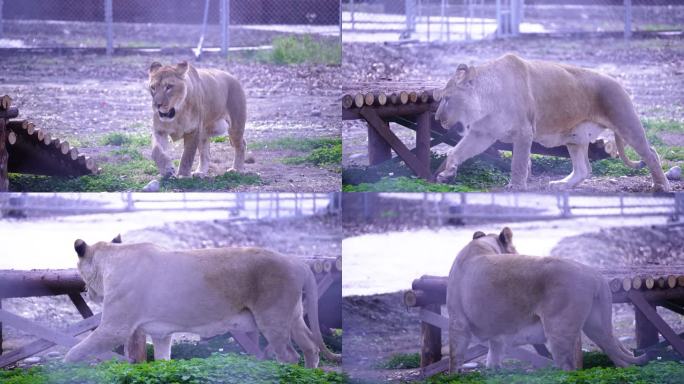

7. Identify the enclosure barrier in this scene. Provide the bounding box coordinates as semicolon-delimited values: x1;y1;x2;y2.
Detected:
0;256;342;367
0;95;98;192
342;83;613;181
404;267;684;377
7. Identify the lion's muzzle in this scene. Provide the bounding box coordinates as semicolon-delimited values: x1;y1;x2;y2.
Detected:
158;108;176;120
447;121;466;138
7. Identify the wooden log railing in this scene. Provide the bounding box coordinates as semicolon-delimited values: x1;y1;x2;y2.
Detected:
405;268;684;377
342;85;613;181
0;257;342;367
0;95;99;186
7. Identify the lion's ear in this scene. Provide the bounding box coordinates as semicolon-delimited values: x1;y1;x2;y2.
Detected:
112;234;122;244
499;227;513;246
149;62;162;75
74;239;88;258
472;231;486;240
175;61;189;76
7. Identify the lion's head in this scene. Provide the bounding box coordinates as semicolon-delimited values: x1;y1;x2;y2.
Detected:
469;227;517;255
73;234;122;303
148;61;189;122
435;64;483;137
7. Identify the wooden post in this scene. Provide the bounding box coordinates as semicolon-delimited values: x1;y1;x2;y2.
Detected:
416;111;432;179
0;116;7;192
367;120;391;165
420;304;442;367
634;300;659;350
125;329;147;363
0;300;3;355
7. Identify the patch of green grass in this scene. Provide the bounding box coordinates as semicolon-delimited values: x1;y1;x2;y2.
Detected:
422;361;684;384
380;353;421;369
343;176;475;192
210;136;227;143
267;35;341;65
99;132;151;147
284;142;342;167
592;159;649;177
158;172;262;192
582;351;614;369
251;136;341;168
0;353;345;384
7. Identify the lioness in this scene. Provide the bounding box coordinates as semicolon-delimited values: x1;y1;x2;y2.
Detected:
434;54;670;192
148;61;246;178
446;228;647;372
64;236;340;368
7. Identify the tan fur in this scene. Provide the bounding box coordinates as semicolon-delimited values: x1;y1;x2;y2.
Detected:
446;228;648;373
435;54;670;192
64;239;340;368
148;61;247;177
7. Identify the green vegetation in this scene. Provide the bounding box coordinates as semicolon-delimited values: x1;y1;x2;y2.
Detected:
268;35;341;65
9;132;261;192
251;136;341;169
344;176;474;192
380;353;421;369
421;361;684;384
0;354;345;384
210;136;227;143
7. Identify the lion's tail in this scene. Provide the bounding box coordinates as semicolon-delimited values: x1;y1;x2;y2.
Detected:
614;134;646;169
303;264;342;363
583;280;649;367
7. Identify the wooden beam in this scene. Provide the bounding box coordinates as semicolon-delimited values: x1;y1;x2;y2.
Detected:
366;118;391;166
68;293;94;319
0;313;103;368
125;329;147;363
420;304;442;368
232;331;263;358
361;107;432;179
0;269;85;299
342;102;435;120
421;345;488;377
628;290;684;358
0;118;7;192
416;111;432;179
634;297;659;350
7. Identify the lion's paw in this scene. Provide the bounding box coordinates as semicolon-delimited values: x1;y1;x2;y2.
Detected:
227;167;243;174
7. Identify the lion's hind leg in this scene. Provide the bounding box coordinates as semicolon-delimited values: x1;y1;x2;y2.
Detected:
227;117;246;173
151;334;173;361
291;311;320;368
549;142;591;190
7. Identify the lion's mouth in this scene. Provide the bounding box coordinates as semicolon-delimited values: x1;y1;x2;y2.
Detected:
158;108;176;119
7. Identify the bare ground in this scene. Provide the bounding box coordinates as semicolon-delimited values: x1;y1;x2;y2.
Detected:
1;214;341;367
342;36;684;193
1;52;341;192
342;224;684;383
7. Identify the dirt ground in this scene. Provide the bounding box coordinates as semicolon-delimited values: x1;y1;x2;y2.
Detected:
1;213;341;367
1;50;341;192
342;36;684;193
342;223;684;383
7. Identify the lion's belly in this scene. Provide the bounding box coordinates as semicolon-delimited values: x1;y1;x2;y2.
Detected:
141;309;258;339
535;121;606;148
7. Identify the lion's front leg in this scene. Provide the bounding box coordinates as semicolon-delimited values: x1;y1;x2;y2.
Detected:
64;323;128;363
508;137;533;190
192;130;210;177
436;132;497;183
178;131;198;177
151;132;175;178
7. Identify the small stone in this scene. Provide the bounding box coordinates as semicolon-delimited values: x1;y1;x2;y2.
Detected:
462;362;478;369
46;351;62;359
23;356;41;364
142;179;160;192
311;109;321;117
665;165;681;181
245;156;256;164
349;153;365;160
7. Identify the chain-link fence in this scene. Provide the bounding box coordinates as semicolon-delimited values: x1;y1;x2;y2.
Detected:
342;0;683;43
0;0;340;54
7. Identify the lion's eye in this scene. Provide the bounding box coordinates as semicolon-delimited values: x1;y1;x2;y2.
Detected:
166;84;173;91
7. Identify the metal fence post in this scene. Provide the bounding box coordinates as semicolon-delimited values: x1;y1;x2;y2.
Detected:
495;0;502;38
350;0;355;31
624;0;632;40
104;0;113;56
405;0;415;33
221;0;230;57
0;0;4;39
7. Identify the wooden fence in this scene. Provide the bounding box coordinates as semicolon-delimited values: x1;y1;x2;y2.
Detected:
404;266;684;377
